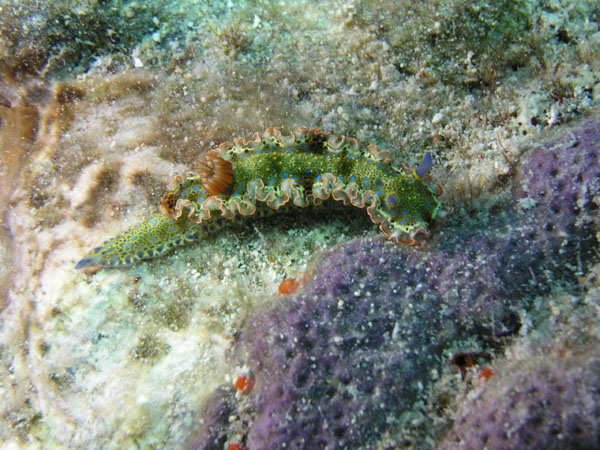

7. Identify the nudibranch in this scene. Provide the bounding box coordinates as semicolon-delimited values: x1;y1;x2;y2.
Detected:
76;127;450;269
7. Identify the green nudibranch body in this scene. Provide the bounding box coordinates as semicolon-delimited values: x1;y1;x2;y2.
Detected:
76;127;450;269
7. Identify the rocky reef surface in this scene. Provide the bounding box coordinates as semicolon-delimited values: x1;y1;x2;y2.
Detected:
1;0;600;448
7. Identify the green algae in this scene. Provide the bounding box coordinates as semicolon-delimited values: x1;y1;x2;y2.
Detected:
131;334;171;363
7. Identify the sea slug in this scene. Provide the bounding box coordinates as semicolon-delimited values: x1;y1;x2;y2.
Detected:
76;127;450;269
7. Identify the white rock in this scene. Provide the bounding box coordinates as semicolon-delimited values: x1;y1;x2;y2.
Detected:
432;112;444;124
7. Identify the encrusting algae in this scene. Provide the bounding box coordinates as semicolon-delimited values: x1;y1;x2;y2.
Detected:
76;127;450;269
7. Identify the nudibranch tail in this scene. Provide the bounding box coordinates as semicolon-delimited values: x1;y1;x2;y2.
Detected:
76;127;450;269
76;213;211;269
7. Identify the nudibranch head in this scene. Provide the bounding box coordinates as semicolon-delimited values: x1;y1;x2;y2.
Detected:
415;152;433;178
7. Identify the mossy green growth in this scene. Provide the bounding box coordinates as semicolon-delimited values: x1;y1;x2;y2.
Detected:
453;0;530;50
0;0;162;78
385;0;531;85
131;335;171;363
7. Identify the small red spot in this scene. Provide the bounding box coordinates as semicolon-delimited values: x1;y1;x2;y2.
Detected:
227;444;242;450
132;276;141;285
235;375;254;394
279;278;300;295
478;367;495;381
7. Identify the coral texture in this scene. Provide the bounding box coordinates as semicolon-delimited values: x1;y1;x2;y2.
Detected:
75;127;449;268
439;350;600;449
198;118;600;449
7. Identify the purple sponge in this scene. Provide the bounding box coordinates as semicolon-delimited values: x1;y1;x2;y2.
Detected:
513;119;600;267
439;350;600;449
243;238;449;449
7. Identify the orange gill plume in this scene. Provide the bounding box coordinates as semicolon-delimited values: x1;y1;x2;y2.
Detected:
194;153;234;195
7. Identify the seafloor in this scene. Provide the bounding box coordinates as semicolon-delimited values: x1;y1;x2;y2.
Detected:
0;0;599;449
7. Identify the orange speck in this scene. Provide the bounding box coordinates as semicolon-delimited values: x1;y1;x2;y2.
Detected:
279;278;300;295
132;276;141;285
235;375;254;393
228;444;242;450
478;367;495;381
